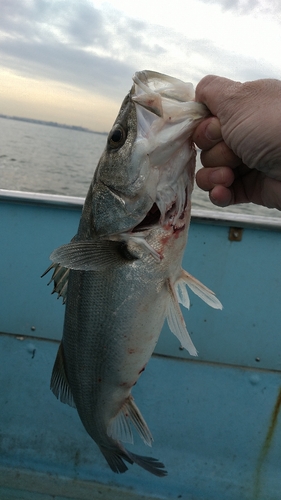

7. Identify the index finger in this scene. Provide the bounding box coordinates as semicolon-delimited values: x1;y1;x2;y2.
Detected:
193;116;222;150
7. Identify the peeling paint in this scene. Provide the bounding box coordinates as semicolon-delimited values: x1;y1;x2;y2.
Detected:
253;386;281;499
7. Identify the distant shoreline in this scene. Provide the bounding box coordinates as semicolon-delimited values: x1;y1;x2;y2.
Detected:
0;114;108;136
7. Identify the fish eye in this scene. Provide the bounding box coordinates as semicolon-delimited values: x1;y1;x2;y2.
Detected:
108;125;126;149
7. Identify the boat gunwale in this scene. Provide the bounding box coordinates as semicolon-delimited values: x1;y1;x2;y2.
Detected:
1;188;281;231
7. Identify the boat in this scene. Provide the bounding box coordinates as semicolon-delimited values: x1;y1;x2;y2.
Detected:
0;188;280;500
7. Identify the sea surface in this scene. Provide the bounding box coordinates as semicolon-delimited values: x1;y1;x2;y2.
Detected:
1;117;280;219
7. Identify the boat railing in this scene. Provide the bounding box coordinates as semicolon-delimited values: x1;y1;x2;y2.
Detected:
1;188;281;230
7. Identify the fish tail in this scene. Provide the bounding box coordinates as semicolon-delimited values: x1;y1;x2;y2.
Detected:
125;450;167;477
99;445;167;477
99;446;132;474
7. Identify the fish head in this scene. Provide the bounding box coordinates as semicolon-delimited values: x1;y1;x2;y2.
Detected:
90;70;209;237
90;89;159;236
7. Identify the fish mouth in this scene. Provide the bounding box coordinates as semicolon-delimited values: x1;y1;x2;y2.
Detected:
132;203;161;232
115;196;187;263
132;194;187;233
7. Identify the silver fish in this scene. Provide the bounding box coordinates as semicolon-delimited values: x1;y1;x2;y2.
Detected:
44;70;222;477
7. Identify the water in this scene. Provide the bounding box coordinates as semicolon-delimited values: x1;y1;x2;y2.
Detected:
1;117;280;219
0;117;106;197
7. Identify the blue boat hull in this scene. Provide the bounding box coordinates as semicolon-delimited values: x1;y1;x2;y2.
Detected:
0;190;280;499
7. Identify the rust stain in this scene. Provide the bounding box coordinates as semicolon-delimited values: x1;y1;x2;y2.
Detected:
228;227;243;241
253;386;281;499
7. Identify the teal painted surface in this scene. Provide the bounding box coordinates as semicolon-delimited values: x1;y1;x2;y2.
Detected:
0;193;280;370
158;221;281;371
1;333;281;500
0;192;280;499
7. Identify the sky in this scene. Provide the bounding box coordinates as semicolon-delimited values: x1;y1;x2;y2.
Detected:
0;0;280;132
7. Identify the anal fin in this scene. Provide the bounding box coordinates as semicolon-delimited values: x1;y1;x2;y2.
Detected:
107;396;153;446
50;342;76;408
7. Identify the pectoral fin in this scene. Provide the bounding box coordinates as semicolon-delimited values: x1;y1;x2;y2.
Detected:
48;231;161;271
49;240;119;271
167;279;198;356
109;232;161;262
50;342;76;408
180;270;223;310
167;271;222;356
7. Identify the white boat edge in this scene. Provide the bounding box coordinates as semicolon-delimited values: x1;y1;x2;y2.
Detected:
1;188;280;230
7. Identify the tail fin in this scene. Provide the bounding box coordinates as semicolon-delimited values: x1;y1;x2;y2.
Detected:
99;445;167;477
99;446;132;474
126;450;167;477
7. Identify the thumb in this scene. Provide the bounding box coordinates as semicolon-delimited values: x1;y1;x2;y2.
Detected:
195;75;241;118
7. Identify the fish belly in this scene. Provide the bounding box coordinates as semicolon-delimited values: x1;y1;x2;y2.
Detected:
62;264;168;439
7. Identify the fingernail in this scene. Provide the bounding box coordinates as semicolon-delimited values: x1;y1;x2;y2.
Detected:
205;120;221;141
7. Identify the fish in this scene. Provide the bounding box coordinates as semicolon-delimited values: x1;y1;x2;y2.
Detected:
43;70;222;477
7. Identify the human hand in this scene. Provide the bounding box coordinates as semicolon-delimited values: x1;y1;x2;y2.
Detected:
193;76;281;210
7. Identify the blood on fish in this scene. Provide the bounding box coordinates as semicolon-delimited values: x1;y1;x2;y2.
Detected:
119;381;133;388
172;224;186;237
160;234;171;247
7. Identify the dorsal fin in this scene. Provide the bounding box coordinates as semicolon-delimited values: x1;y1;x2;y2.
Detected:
42;263;69;303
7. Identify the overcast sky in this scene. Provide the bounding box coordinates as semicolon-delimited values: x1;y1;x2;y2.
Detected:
0;0;280;131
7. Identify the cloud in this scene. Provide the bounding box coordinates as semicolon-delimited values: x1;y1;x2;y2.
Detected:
0;0;167;102
63;2;107;48
199;0;281;15
0;37;133;98
183;37;278;82
0;0;279;116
